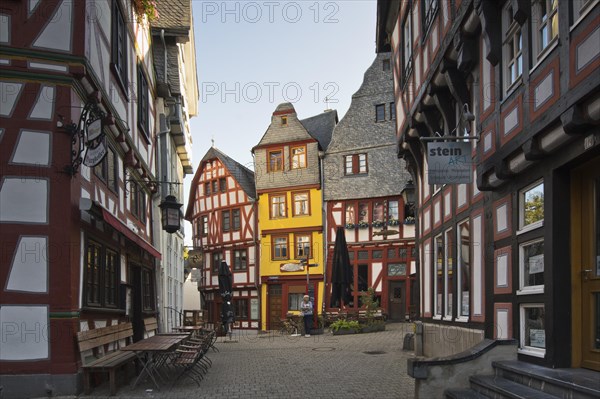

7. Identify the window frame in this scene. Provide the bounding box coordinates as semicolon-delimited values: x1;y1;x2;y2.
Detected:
344;153;368;176
137;65;150;140
268;149;284;172
292;191;310;217
294;233;312;260
233;249;248;271
421;0;439;41
401;6;414;88
211;252;223;273
111;0;128;94
222;210;231;232
518;180;544;233
94;145;119;193
219;177;227;192
234;298;249;319
290;145;307;170
84;239;120;309
232;208;241;231
456;218;471;322
272;235;289;261
517;238;545;295
269;193;287;219
443;228;454;320
142;267;155;311
433;234;444;319
532;0;559;63
201;215;208;236
518;303;546;357
204;182;211;196
130;181;146;220
503;3;524;93
390;102;396;120
375;104;386;122
281;116;288;126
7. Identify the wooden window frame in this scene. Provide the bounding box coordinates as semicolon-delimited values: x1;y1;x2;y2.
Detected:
290;145;307;170
375;104;386;122
272;235;289;261
233;249;247;271
269;193;287;219
142;267;155;311
111;0;128;96
294;233;312;260
281;116;288;126
344;154;369;175
137;65;150;141
130;181;146;220
84;240;120;309
94;146;119;194
232;209;241;231
532;0;559;62
201;215;208;236
421;0;439;41
211;180;218;193
456;218;471;321
212;251;223;273
204;182;211;196
234;298;249;319
503;3;523;93
219;177;227;192
268;149;284;172
292;191;310;217
222;210;231;232
518;179;544;233
390;102;396;120
402;6;413;88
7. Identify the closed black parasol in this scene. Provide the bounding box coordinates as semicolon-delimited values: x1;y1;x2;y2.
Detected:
218;260;234;331
330;226;353;307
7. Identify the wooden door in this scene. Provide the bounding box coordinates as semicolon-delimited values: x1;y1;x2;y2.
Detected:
572;157;600;371
388;281;406;321
268;284;282;330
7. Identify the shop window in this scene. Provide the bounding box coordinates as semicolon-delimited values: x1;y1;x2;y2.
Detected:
85;241;119;308
518;239;545;294
234;299;249;319
373;202;384;223
519;180;544;232
444;228;454;320
288;286;306;311
358;202;369;223
345;203;356;225
388;200;399;222
457;219;471;320
519;304;546;357
434;234;443;318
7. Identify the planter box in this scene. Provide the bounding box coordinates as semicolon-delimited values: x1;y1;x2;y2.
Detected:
360;324;386;333
331;328;359;335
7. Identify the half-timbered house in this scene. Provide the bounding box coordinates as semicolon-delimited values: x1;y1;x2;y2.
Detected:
377;0;600;396
252;103;337;331
185;147;259;330
323;53;416;321
0;1;196;397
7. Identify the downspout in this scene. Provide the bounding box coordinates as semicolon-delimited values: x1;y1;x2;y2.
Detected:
319;151;327;315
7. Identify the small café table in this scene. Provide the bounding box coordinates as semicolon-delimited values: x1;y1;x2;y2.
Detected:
173;325;205;338
121;334;189;390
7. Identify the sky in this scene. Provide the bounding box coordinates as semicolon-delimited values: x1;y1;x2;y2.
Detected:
183;0;379;245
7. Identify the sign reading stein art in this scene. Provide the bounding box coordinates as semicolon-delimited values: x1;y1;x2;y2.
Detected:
427;142;473;184
83;117;107;167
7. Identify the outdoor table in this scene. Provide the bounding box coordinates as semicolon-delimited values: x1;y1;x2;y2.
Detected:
121;334;188;390
173;325;205;338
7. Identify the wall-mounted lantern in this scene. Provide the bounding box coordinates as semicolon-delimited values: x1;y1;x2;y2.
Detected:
159;195;182;233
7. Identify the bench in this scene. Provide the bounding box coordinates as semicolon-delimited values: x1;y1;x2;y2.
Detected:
76;322;137;396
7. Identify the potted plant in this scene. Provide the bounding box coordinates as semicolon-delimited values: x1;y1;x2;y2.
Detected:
404;216;416;225
387;218;400;226
372;220;385;228
345;222;356;229
357;220;369;229
359;288;386;333
330;319;361;335
133;0;159;22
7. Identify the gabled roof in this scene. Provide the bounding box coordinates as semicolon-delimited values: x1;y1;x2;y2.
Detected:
185;147;255;220
300;110;338;151
150;0;191;35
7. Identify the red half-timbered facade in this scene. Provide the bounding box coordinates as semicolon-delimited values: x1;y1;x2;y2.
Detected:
185;147;259;330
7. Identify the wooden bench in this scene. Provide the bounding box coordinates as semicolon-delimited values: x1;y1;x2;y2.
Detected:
76;322;137;396
143;317;158;338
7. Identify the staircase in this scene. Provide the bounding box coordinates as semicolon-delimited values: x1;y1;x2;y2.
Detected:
445;360;600;399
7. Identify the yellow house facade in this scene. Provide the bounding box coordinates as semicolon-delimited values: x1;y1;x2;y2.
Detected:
252;103;337;331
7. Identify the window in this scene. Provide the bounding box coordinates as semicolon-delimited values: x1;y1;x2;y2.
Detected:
137;66;149;138
388;263;407;276
234;299;249;319
142;268;155;311
532;0;558;61
503;3;523;92
95;146;118;192
382;58;391;71
281;116;288;126
572;0;596;23
388;200;399;222
212;180;217;193
201;216;208;236
204;182;210;196
293;192;309;216
219;178;227;192
273;236;288;260
268;149;283;172
111;0;128;88
390;102;396;120
457;219;471;319
130;181;146;220
357;264;368;306
291;146;307;169
222;210;231;232
422;0;439;38
376;104;386;122
519;181;544;231
358;202;369;223
444;228;454;319
211;252;223;273
519;304;546;357
288;286;305;311
105;249;118;307
233;249;247;271
345;203;356;225
344;154;368;175
85;241;101;306
295;234;311;259
518;239;545;294
402;10;413;85
232;209;241;231
434;234;443;317
373;202;384;223
270;194;286;218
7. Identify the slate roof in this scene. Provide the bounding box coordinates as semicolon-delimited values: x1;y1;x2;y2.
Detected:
201;147;256;199
150;0;191;33
300;110;338;151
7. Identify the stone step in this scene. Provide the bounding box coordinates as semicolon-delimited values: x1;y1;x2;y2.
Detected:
445;388;490;398
470;375;560;399
493;360;600;399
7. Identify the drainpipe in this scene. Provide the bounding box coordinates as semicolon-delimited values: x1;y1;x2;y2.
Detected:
319;151;327;314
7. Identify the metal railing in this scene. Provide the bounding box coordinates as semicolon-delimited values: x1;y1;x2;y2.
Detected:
163;306;183;331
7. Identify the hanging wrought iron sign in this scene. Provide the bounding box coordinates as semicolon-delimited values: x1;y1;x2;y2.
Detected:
64;92;110;176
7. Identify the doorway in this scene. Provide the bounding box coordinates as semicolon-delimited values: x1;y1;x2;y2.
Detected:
571;156;600;371
268;284;282;331
388;281;406;321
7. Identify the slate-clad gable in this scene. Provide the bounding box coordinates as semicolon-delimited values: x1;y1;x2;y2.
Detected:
324;53;410;201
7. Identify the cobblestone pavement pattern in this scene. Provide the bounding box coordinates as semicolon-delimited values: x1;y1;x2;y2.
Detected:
63;323;416;399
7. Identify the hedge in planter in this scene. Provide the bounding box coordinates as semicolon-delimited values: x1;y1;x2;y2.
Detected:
330;319;361;335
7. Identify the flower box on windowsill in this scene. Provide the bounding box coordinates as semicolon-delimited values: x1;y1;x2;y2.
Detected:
404;217;416;225
372;221;385;228
357;222;369;229
345;223;356;229
387;219;400;226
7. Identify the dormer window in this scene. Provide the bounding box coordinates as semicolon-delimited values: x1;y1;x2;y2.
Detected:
281;116;288;126
383;59;391;71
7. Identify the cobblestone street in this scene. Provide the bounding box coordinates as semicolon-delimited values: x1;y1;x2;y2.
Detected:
76;323;415;399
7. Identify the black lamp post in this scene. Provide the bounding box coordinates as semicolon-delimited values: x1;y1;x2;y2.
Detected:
159;195;182;233
401;180;416;218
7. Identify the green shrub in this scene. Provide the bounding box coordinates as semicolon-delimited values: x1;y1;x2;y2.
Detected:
330;319;361;332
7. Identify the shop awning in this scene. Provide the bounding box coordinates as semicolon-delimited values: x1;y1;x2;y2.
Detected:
101;208;162;260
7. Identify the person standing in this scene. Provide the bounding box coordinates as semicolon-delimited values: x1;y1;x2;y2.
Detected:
300;294;313;337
